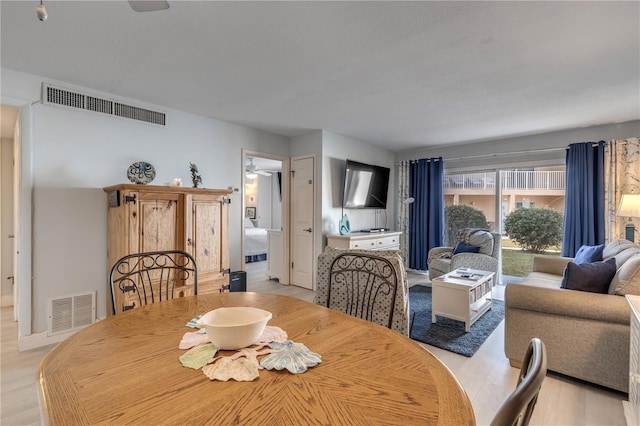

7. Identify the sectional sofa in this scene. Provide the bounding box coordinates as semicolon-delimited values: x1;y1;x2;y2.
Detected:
504;239;640;392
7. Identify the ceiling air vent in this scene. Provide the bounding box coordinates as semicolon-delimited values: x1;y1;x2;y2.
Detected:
42;83;166;126
115;102;166;126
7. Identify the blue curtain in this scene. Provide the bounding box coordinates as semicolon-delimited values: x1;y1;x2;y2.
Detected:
408;158;444;270
562;141;605;257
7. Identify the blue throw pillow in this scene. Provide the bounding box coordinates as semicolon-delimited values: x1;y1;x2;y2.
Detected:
453;242;481;255
561;258;617;293
573;244;604;264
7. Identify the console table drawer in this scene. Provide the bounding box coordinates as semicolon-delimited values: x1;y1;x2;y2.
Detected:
351;239;378;249
377;235;399;249
326;231;401;251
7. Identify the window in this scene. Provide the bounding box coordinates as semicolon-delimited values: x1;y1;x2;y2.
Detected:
445;165;565;279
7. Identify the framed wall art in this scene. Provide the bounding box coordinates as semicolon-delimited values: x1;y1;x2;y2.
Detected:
246;207;256;220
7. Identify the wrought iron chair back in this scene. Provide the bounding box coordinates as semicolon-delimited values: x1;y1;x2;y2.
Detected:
109;250;198;315
327;252;398;329
491;338;547;426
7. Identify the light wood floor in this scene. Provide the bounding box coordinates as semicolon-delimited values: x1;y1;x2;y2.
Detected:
1;266;627;425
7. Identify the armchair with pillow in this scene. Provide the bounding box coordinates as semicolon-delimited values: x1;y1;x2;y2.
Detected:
427;228;501;280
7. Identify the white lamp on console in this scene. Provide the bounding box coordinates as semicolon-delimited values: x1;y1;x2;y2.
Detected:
617;194;640;242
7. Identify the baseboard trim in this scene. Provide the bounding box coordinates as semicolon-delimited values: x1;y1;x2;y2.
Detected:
18;330;76;352
0;294;13;307
17;316;106;352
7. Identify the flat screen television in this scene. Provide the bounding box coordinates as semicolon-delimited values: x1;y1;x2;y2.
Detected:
343;160;390;209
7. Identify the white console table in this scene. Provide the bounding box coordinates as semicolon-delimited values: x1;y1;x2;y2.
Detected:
326;231;401;251
625;295;640;426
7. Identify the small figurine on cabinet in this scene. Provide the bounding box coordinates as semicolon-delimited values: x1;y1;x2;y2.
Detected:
189;162;202;188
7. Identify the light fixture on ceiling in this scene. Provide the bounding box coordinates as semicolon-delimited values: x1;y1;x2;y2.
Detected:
617;193;640;242
128;0;170;12
36;0;47;21
246;157;269;180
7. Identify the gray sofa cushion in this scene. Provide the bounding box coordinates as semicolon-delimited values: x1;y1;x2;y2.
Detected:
608;246;640;268
603;239;637;259
609;255;640;295
519;272;563;289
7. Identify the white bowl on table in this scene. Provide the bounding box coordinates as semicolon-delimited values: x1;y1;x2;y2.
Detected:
196;307;272;350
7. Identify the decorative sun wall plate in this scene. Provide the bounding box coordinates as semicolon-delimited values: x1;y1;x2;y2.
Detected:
127;161;156;184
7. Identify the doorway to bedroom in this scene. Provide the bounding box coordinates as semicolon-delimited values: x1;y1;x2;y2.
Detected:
242;151;288;284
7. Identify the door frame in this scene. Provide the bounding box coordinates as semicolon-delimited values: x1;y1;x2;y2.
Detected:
1;96;33;338
290;154;316;291
241;149;290;285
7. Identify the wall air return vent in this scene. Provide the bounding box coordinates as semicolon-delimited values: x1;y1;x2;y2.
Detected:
42;83;166;126
47;291;96;336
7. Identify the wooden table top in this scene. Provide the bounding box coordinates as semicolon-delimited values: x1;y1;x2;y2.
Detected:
39;292;475;425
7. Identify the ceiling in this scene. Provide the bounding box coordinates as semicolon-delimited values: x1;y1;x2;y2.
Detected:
1;1;638;150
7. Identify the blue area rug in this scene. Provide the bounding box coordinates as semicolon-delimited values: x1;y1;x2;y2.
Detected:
409;285;504;357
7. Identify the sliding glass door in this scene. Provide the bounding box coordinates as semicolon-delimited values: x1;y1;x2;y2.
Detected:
444;166;566;281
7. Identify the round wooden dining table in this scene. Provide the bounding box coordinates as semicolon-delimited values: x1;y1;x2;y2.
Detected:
38;292;475;425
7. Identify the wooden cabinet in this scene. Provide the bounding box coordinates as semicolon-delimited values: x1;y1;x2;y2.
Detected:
104;185;232;315
326;231;402;251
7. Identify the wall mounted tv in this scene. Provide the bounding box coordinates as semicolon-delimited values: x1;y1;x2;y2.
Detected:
343;160;390;209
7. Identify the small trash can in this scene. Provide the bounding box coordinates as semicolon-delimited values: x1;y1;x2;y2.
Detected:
228;271;247;292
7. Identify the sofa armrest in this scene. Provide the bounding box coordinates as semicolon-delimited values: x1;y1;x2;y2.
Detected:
532;255;573;275
505;283;630;324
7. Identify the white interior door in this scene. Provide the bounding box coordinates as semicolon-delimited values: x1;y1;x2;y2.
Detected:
291;156;314;290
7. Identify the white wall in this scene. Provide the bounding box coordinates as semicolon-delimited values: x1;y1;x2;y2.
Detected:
256;174;272;227
3;69;290;334
322;131;396;238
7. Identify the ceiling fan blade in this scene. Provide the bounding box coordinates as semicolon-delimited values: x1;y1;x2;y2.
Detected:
128;1;169;12
256;170;272;176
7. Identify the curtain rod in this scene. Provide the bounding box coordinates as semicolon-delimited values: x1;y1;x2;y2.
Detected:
397;147;563;164
400;139;627;164
441;146;565;162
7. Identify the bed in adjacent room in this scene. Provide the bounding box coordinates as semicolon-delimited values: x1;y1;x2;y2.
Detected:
244;218;268;263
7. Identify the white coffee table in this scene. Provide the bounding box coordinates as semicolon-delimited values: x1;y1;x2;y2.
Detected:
431;268;495;332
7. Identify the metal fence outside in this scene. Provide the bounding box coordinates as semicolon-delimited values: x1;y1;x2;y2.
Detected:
445;170;565;191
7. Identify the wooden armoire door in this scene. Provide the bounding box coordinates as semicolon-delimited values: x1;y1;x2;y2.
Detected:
185;193;229;294
132;191;184;253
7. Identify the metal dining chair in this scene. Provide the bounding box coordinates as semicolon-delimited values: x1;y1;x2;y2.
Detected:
109;250;198;315
491;338;547;426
